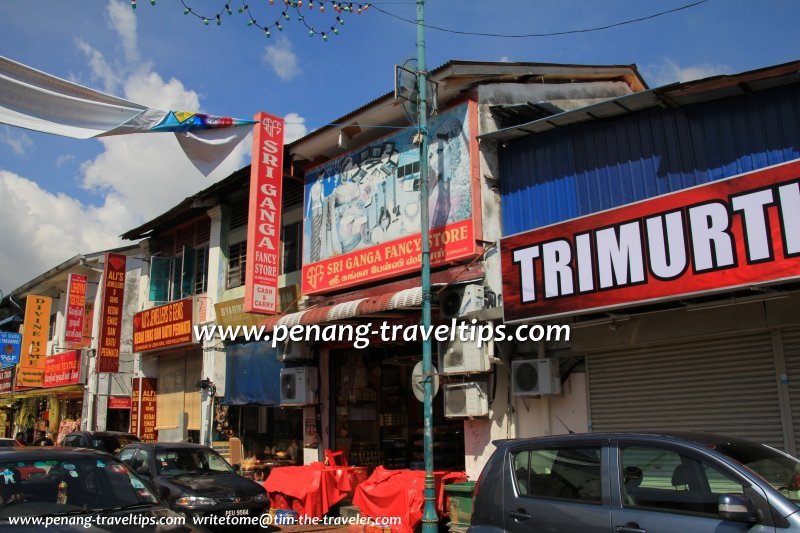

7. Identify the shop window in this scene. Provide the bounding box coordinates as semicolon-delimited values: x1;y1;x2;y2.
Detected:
513;447;602;503
226;241;247;289
282;222;302;274
149;246;209;303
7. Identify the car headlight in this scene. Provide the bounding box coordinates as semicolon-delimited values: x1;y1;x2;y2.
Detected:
253;493;268;503
175;496;216;507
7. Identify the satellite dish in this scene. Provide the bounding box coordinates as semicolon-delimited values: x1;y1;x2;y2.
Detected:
395;56;438;125
411;361;439;403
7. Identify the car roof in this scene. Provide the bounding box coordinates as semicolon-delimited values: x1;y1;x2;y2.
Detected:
68;431;138;438
0;447;119;460
120;441;210;450
492;431;760;449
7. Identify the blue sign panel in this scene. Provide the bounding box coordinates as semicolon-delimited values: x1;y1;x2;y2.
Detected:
0;332;21;368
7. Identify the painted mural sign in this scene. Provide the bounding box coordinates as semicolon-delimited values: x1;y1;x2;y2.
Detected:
130;377;157;442
0;332;21;369
43;350;81;388
16;295;52;388
502;159;800;322
64;273;87;344
302;102;480;294
244;112;285;314
132;298;194;353
97;253;126;373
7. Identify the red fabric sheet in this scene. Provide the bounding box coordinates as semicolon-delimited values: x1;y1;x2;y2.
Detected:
352;467;467;533
263;462;352;518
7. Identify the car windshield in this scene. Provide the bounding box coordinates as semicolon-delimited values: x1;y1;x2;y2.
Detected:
154;448;234;476
0;456;159;518
712;440;800;505
91;436;138;454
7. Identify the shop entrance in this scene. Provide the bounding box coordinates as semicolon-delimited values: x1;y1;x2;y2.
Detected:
331;346;465;472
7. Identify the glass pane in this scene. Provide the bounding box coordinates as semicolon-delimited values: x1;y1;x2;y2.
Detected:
149;257;171;302
519;447;602;502
181;245;196;298
513;450;530;496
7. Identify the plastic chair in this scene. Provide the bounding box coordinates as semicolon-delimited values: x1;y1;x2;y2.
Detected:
324;449;348;467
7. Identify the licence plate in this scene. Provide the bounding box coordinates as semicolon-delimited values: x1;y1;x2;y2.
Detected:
224;509;251;517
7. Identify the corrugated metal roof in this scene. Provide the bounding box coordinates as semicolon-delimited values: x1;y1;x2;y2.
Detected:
482;60;800;142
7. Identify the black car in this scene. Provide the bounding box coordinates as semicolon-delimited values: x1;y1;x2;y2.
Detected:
117;442;269;521
62;431;140;454
0;447;205;532
470;432;800;533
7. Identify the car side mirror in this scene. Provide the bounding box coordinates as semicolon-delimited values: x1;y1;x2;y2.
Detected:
136;465;151;477
233;464;241;473
718;493;757;523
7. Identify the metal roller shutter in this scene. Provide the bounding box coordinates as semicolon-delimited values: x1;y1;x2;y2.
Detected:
587;332;784;449
782;328;800;448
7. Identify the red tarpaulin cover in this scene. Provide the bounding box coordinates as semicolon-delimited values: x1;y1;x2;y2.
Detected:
352;467;468;533
263;462;352;519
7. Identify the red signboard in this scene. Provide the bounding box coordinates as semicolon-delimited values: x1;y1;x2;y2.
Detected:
130;377;157;442
43;350;81;388
244;112;285;314
108;396;132;409
97;253;126;373
502;160;800;322
0;368;13;395
304;219;476;293
64;274;87;344
132;298;194;353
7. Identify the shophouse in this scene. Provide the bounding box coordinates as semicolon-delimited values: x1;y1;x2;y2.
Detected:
490;60;800;459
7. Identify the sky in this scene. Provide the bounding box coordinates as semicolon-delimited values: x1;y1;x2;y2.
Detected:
0;0;798;294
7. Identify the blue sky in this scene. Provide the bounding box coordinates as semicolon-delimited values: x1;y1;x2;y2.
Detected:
0;0;798;292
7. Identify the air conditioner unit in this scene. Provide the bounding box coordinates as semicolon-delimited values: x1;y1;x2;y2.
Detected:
277;339;313;362
444;381;489;418
512;358;561;396
438;337;492;375
438;285;485;320
280;367;318;406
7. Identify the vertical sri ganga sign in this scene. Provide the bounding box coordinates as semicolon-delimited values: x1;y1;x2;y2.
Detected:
244;112;285;314
501;159;800;322
64;273;87;344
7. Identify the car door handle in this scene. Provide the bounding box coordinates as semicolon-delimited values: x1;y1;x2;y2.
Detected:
509;510;532;521
616;524;646;533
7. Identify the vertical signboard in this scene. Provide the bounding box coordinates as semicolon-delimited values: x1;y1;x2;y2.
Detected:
0;368;13;395
130;377;157;442
244;112;285;314
0;332;21;368
16;295;52;388
64;274;87;344
97;253;126;373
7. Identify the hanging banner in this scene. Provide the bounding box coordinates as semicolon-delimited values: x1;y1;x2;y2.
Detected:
16;295;52;388
130;377;157;442
0;332;22;369
0;368;13;395
43;350;82;388
502;159;800;322
132;298;194;353
301;102;481;294
244;112;285;314
97;253;126;373
64;274;87;344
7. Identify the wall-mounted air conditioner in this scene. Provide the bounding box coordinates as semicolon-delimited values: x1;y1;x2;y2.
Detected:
512;358;561;396
438;337;492;375
280;366;318;405
444;381;489;418
277;339;313;362
438;285;485;320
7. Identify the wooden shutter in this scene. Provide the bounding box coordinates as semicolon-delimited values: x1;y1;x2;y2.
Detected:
156;354;185;430
184;352;202;431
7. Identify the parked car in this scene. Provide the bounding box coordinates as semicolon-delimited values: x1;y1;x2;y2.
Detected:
0;439;23;448
470;432;800;532
62;431;140;454
117;442;269;520
0;447;206;532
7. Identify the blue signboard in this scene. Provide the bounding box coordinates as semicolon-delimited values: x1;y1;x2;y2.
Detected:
0;332;21;368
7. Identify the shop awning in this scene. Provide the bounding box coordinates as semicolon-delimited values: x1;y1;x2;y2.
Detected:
259;263;484;331
223;342;284;406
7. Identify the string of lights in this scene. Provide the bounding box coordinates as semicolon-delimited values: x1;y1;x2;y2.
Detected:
131;0;372;41
369;0;711;38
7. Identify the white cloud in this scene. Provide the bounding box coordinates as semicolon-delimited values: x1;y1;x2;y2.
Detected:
107;0;139;63
499;56;511;63
284;112;308;143
76;38;120;93
0;126;33;156
644;59;731;88
55;154;76;167
262;36;302;81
